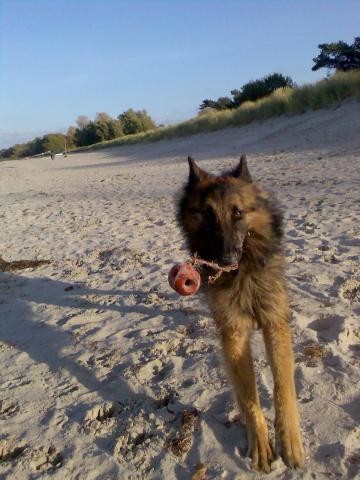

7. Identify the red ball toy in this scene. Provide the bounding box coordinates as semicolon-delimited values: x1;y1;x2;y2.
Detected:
168;263;201;296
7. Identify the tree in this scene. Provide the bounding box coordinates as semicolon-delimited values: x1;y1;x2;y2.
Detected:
66;127;77;149
26;137;44;156
91;119;122;143
106;119;123;139
199;73;295;112
199;97;234;111
199;99;221;111
74;122;97;146
95;112;112;123
118;109;156;135
0;144;27;159
118;109;142;135
42;133;66;153
76;115;90;128
0;133;66;159
136;109;157;131
216;96;234;110
93;121;111;143
1;108;155;158
231;73;295;107
73;117;124;147
312;36;360;72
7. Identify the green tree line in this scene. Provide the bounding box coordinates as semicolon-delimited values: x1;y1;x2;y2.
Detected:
0;109;156;160
1;36;358;160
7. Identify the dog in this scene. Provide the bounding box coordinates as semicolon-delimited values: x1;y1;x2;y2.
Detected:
177;155;304;472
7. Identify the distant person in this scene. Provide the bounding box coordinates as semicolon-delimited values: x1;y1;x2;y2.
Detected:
50;152;55;161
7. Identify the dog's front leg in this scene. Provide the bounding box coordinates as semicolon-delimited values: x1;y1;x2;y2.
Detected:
262;319;305;468
220;324;274;473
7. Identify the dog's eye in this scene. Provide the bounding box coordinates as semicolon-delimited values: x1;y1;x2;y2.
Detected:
233;208;244;219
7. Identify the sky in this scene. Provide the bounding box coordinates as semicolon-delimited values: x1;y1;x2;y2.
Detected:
0;0;359;148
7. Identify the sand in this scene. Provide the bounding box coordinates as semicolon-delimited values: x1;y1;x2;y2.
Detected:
0;99;359;479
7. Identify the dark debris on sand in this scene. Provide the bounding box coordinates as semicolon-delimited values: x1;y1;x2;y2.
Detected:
0;256;50;272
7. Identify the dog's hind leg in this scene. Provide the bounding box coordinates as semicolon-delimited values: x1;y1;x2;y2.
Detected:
262;319;305;469
220;323;274;473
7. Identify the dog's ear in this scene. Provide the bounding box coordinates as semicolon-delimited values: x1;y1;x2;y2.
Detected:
187;156;210;185
232;154;252;182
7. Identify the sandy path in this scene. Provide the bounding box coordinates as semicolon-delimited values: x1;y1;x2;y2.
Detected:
0;100;359;479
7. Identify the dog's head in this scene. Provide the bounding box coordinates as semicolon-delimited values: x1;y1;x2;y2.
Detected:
178;155;283;269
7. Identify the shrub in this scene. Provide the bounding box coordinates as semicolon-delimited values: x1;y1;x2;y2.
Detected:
117;109;156;135
231;73;295;106
199;73;295;111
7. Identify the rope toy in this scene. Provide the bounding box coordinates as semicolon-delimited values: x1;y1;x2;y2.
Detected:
168;254;238;296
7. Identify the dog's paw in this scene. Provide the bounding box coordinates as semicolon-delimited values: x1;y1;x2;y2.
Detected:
247;429;274;473
277;423;305;469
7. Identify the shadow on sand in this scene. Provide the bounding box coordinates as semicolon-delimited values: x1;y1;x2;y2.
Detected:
0;270;249;477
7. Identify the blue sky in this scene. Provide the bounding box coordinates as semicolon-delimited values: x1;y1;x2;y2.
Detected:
0;0;359;148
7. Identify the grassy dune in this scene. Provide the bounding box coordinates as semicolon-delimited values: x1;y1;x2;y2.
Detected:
73;70;360;152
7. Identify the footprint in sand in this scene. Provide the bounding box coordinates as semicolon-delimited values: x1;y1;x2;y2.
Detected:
339;275;360;303
85;401;120;423
135;358;166;382
30;445;63;472
52;381;79;398
315;441;345;474
0;400;19;418
308;314;345;341
0;438;27;462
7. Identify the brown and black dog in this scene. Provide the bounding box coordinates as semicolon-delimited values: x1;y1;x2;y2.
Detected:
177;155;304;472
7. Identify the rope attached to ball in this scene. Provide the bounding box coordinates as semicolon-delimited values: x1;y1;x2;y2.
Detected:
186;254;238;284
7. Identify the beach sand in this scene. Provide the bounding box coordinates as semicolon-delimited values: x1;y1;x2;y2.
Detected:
0;99;359;479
